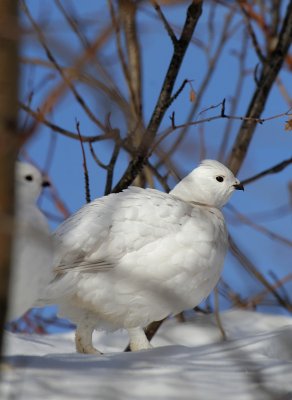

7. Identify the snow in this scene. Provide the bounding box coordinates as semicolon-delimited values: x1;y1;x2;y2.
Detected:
1;310;292;400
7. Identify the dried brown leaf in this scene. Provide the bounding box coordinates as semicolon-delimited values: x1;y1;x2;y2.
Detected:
189;89;196;103
284;118;292;130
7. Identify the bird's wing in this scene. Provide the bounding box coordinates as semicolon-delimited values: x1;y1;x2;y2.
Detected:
55;258;114;273
52;187;192;275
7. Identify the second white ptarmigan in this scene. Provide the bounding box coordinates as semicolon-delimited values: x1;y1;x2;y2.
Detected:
7;162;53;321
40;159;244;354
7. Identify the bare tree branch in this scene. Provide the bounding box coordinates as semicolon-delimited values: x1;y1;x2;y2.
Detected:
228;0;292;174
112;0;203;193
120;0;143;122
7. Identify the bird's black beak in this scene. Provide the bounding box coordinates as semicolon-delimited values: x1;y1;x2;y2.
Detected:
42;180;51;188
233;183;244;191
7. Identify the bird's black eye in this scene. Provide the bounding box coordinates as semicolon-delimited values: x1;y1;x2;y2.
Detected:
216;176;224;182
25;175;33;181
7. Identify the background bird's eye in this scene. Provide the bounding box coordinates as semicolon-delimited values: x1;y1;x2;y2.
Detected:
216;176;224;182
25;174;33;181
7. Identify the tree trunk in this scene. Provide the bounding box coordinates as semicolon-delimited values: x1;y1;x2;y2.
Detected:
0;0;19;356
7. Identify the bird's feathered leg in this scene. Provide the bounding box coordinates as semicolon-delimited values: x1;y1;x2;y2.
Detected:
127;327;153;351
75;317;101;355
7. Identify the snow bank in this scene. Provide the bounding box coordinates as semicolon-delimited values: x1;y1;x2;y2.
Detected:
1;310;292;400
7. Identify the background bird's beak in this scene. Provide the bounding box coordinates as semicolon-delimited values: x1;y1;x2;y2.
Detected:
233;183;244;191
42;180;51;188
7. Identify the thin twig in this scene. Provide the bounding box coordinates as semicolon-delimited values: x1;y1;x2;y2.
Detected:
150;105;292;154
89;141;121;195
198;121;206;161
151;0;177;45
21;0;106;132
54;0;89;48
19;101;111;143
43;129;57;174
227;203;292;247
239;3;266;63
248;273;292;307
48;184;71;219
218;33;248;161
105;144;120;195
89;143;108;169
229;235;292;312
168;79;189;108
242;204;291;223
218;279;248;309
146;161;171;192
241;157;292;185
76;121;91;203
214;286;227;340
269;270;291;303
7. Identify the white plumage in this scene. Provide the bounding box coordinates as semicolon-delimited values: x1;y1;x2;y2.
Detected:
41;160;243;353
7;162;53;321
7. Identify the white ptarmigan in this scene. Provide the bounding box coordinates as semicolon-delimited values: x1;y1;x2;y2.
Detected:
41;160;243;354
7;162;53;321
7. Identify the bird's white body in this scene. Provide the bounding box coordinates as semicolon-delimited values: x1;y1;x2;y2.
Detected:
48;188;227;329
41;160;243;353
7;162;52;321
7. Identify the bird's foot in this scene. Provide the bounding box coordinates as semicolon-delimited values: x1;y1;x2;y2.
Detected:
128;327;153;351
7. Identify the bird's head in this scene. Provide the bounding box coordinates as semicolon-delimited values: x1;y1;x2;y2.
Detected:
15;162;50;204
170;159;244;209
